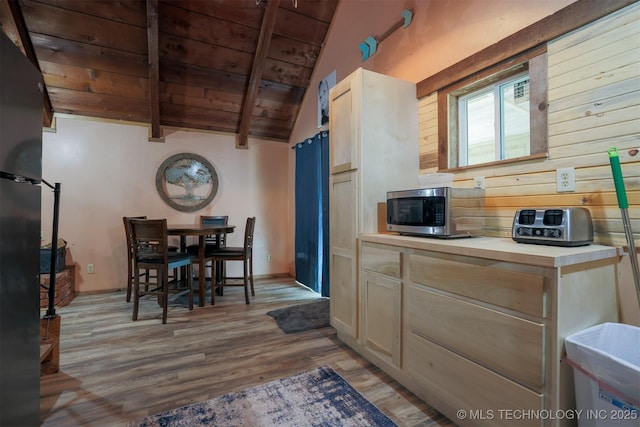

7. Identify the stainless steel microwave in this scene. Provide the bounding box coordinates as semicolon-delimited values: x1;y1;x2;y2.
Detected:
386;187;485;237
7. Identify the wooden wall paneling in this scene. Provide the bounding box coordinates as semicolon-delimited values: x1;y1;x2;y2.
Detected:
545;3;639;59
40;61;149;99
528;53;548;157
268;35;320;68
245;116;292;140
257;80;305;104
158;3;260;54
253;97;297;122
418;94;438;172
161;82;206;101
261;57;312;87
548;103;639;148
160;62;248;93
33;0;147;27
549;42;638;95
175;0;264;26
546;3;640;248
274;7;330;46
20;0;147;53
160;103;240;132
550;135;640;164
160;34;254;74
280;0;337;22
30;34;148;77
47;87;149;122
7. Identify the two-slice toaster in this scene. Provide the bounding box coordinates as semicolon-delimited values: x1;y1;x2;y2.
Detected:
512;207;593;247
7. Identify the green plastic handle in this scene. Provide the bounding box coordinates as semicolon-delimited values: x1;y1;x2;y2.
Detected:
608;147;628;209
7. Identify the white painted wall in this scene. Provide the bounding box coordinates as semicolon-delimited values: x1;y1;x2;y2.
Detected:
41;116;289;293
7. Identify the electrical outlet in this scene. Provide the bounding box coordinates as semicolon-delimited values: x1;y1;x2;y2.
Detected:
87;263;95;274
267;254;272;262
473;176;485;190
557;167;576;192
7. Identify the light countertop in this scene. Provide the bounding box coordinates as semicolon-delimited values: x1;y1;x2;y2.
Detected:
360;233;622;268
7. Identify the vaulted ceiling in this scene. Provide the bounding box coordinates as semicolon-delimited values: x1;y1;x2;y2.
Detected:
0;0;339;147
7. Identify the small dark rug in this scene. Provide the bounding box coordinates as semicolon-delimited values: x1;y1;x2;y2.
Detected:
129;365;397;426
266;298;330;334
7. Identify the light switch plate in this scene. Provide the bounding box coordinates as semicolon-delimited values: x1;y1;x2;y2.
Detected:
473;176;485;190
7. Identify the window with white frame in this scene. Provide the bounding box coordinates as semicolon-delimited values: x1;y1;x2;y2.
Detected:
458;73;530;166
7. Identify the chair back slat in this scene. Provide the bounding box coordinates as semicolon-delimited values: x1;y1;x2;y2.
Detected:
131;219;169;263
201;215;228;248
244;217;256;255
124;216;146;253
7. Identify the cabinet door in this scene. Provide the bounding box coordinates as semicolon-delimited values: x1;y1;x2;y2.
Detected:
330;171;358;338
362;271;401;368
329;74;359;174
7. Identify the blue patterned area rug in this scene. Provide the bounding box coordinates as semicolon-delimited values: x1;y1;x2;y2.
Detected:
129;366;396;427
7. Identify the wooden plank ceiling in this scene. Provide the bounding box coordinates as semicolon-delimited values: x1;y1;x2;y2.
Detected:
0;0;338;147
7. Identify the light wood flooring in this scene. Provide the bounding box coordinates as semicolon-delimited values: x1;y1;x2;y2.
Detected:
40;277;456;426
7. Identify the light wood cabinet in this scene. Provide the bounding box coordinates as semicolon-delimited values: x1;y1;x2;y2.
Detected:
328;68;419;341
361;244;402;369
330;171;358;338
346;234;621;427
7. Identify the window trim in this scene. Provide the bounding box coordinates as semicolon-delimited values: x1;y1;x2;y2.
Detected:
437;46;548;171
457;70;530;167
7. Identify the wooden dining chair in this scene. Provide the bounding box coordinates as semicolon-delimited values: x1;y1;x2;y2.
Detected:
123;216;147;303
208;217;256;305
130;218;194;324
124;216;179;302
186;215;228;286
186;215;228;252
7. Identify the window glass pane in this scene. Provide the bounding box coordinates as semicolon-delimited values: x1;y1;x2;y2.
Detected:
501;77;530;159
466;92;495;165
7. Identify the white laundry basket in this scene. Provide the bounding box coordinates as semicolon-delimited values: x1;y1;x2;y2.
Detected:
565;322;640;427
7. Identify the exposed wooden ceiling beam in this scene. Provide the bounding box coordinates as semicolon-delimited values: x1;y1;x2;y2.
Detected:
3;0;54;128
146;0;161;140
236;0;280;149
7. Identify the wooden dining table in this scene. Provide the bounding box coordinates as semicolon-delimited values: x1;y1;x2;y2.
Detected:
167;224;235;307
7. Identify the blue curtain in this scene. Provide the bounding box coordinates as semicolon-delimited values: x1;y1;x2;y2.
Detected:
295;131;330;296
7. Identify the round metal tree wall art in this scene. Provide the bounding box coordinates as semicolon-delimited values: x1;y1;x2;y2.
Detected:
156;153;218;212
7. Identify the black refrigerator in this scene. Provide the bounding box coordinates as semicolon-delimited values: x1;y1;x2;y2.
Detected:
0;32;44;426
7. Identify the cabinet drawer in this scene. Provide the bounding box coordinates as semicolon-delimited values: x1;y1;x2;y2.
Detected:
407;332;544;427
409;284;544;390
410;253;545;317
361;244;401;278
